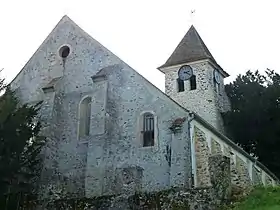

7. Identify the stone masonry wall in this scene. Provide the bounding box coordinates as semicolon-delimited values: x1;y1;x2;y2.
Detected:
84;64;192;196
236;156;251;188
194;126;211;187
252;166;262;185
222;146;244;190
32;155;231;210
9;15;277;206
209;155;231;203
164;61;230;132
34;188;218;210
191;120;277;191
211;138;222;155
10;16;193;199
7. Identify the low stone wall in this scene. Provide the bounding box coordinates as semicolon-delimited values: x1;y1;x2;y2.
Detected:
34;187;217;210
28;155;231;210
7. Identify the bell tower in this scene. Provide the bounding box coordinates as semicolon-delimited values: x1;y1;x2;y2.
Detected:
158;26;230;132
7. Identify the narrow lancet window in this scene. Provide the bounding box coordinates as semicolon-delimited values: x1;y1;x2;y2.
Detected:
79;97;92;137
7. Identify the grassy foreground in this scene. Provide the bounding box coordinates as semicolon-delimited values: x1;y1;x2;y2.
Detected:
224;186;280;210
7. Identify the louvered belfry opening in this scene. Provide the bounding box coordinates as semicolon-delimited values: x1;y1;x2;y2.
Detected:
177;78;185;92
143;113;155;147
190;75;197;90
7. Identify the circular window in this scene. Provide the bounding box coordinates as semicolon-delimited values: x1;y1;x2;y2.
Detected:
59;45;70;58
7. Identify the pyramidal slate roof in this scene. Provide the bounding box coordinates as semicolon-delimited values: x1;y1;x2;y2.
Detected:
158;25;229;77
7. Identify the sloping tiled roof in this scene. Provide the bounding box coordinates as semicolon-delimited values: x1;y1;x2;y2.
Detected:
158;25;229;77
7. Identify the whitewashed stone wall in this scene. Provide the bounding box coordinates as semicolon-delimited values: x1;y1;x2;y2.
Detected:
190;117;278;189
84;64;192;197
10;16;193;198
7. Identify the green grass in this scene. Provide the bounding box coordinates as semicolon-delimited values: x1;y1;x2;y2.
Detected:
224;186;280;210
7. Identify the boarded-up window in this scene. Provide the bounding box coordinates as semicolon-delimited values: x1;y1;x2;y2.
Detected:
142;113;155;147
79;97;92;137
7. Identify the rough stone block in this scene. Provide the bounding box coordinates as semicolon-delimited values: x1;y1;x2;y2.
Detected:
236;156;251;188
114;166;143;195
211;139;222;155
252;166;262;185
195;126;211;187
209;155;231;203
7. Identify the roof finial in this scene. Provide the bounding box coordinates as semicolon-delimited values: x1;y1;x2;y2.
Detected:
190;9;196;25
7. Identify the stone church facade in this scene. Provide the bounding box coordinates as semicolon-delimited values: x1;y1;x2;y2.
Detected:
10;16;278;199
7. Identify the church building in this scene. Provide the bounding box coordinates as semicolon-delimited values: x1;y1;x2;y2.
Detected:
10;16;278;199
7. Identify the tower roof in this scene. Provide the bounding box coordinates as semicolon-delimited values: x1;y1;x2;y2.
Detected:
158;25;229;77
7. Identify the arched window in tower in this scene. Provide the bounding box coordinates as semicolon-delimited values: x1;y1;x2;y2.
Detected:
214;80;220;93
213;70;221;94
142;112;155;147
79;96;92;138
190;75;197;90
177;78;185;92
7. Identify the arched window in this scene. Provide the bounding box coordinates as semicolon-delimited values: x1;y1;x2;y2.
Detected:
214;81;220;93
190;75;196;90
214;78;220;93
142;112;155;147
213;70;221;94
177;78;185;92
79;97;92;138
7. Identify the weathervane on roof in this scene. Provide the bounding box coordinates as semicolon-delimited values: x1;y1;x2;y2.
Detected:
190;9;196;25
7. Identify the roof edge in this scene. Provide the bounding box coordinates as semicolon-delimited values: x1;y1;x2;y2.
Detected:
158;59;230;78
208;60;230;78
157;59;210;73
9;15;71;86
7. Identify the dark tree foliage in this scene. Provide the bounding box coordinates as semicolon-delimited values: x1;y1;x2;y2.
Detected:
0;77;45;205
223;69;280;178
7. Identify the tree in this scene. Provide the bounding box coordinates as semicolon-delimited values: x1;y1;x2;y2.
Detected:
223;69;280;178
0;76;45;207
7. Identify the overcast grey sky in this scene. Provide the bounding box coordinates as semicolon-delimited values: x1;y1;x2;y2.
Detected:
0;0;280;90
